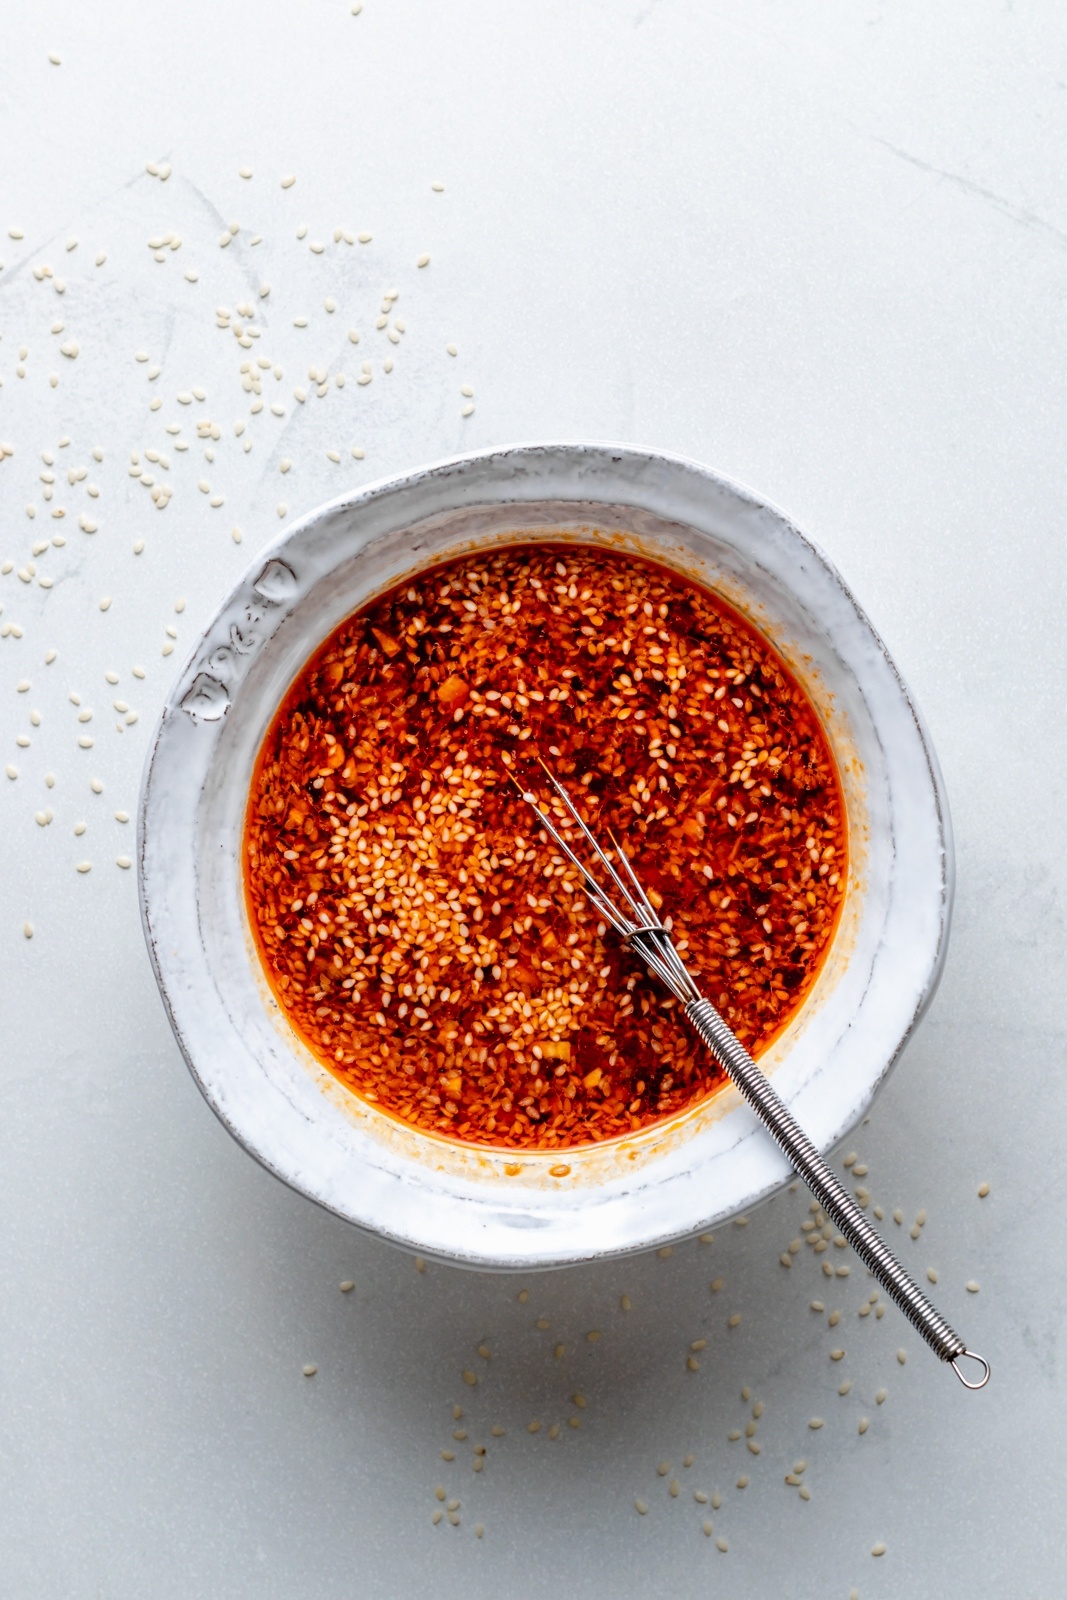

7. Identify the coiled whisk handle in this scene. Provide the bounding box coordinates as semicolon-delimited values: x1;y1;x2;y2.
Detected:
684;997;989;1389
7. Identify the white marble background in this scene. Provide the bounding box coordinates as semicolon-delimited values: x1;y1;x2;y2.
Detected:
1;2;1063;1595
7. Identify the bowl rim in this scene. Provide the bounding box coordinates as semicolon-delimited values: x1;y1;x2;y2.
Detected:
137;440;954;1268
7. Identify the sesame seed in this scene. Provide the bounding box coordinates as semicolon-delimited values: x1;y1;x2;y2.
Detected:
76;862;91;874
977;1182;990;1198
340;1280;354;1292
966;1280;980;1293
871;1543;886;1557
716;1538;728;1552
808;1418;824;1430
634;1499;648;1515
875;1387;887;1404
858;1417;869;1434
417;253;431;268
896;1349;907;1365
281;175;296;189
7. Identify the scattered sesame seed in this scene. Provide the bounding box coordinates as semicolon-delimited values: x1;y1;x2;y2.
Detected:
977;1182;990;1198
716;1538;729;1552
417;253;430;267
858;1417;869;1434
340;1280;354;1292
116;856;132;870
808;1417;824;1430
966;1280;980;1293
76;861;91;874
896;1348;907;1365
871;1543;886;1557
281;175;296;189
926;1267;938;1284
634;1499;648;1515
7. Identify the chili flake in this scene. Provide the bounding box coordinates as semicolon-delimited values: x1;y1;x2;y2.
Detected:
244;543;847;1150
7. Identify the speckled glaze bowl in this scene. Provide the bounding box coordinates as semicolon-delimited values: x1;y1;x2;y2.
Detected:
137;444;953;1269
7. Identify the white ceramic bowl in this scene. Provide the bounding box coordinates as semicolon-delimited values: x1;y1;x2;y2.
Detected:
137;443;952;1269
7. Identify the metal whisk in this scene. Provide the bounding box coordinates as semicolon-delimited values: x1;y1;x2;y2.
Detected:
518;760;990;1390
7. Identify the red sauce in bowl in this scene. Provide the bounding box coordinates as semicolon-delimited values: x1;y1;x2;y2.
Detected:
245;542;846;1150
